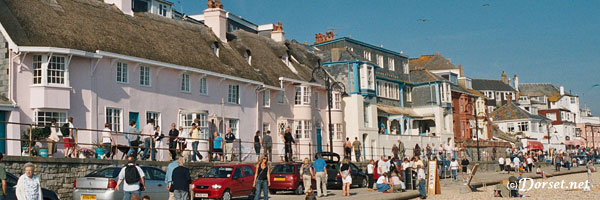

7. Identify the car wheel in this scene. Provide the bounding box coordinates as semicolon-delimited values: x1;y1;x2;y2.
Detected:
269;189;276;194
221;190;231;200
361;177;368;188
295;184;304;195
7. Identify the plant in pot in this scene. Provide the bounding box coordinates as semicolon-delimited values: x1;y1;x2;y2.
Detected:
21;127;48;157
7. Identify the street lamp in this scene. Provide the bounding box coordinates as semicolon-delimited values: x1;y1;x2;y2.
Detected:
310;65;347;153
471;97;485;161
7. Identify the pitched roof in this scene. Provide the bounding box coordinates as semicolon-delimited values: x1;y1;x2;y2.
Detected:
0;0;292;86
518;83;562;102
490;102;550;121
490;123;519;144
471;79;517;92
409;69;445;83
409;53;458;71
451;84;485;97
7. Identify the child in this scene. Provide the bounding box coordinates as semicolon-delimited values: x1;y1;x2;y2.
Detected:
305;188;317;200
142;196;150;200
535;166;547;179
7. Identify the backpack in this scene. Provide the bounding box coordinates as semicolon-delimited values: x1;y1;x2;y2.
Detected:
60;123;69;137
125;165;141;184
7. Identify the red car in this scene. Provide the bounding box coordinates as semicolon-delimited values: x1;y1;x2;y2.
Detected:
192;164;256;200
269;163;315;195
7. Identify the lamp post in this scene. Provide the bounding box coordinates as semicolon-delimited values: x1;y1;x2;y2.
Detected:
472;97;484;161
311;65;347;153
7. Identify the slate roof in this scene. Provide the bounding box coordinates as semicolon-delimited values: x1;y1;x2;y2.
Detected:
409;69;445;83
409;53;458;71
451;84;485;97
490;123;519;144
0;0;311;87
490;102;550;121
518;83;563;102
471;79;517;92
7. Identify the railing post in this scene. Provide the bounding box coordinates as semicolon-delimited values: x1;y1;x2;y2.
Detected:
238;139;242;163
28;124;33;156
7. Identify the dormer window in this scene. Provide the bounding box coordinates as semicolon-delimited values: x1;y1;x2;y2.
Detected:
211;42;219;57
281;52;290;66
244;50;252;65
158;3;168;17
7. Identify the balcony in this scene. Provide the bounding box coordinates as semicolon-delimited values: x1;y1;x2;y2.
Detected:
30;85;71;109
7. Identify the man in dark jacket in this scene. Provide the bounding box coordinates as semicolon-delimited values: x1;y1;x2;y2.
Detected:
170;157;192;200
224;128;236;161
283;127;295;162
168;123;179;161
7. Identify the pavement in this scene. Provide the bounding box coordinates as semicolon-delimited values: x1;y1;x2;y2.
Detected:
255;165;589;200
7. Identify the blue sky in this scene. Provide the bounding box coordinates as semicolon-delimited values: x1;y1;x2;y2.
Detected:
175;0;600;113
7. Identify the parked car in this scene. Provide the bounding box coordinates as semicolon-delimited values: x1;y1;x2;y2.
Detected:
594;155;600;164
4;172;61;200
315;152;367;189
576;155;589;166
192;164;256;200
72;165;169;200
269;162;316;195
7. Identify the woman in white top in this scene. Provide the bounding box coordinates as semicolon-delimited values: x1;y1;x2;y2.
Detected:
449;158;459;181
526;156;534;173
417;165;427;199
16;162;43;200
499;157;505;172
367;160;375;191
505;157;512;172
101;123;114;159
339;158;352;196
376;172;391;192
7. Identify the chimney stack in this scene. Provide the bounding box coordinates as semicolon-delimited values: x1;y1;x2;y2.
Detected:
501;71;507;84
314;32;335;44
105;0;133;16
204;0;227;42
458;65;464;77
271;22;285;42
560;86;565;95
513;74;519;91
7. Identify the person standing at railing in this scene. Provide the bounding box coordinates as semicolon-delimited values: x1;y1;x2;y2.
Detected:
254;131;261;161
153;126;165;161
126;121;141;157
352;137;361;162
224;128;235;162
45;119;61;158
213;132;223;161
64;117;76;158
190;123;202;162
343;138;352;159
392;144;399;159
140;119;155;160
178;128;188;158
398;140;405;160
102;123;114;159
283;128;295;162
262;131;273;161
168;124;179;161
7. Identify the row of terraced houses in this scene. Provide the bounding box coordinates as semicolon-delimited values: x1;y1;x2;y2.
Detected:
0;0;598;161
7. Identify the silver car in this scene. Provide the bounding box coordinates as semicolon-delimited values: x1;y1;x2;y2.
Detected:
72;165;169;200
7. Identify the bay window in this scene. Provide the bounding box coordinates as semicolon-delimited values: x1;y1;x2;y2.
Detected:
294;86;311;105
294;120;312;139
31;54;69;86
179;112;209;140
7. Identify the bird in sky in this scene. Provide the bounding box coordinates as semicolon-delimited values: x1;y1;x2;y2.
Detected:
482;3;490;6
418;18;428;22
591;84;600;88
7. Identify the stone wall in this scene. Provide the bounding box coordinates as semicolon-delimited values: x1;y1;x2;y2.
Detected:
3;156;222;200
0;33;9;97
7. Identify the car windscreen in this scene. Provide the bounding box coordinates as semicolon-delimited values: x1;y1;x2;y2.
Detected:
204;167;234;178
271;165;295;174
86;167;121;178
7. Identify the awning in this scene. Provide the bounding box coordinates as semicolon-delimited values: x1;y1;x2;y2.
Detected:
377;105;421;117
565;139;585;147
527;141;544;150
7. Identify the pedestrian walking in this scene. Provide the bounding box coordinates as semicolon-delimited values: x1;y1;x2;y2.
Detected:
116;155;146;200
300;158;312;193
16;162;42;200
586;160;595;190
262;131;273;161
312;154;328;197
213;132;223;161
352;137;361;162
513;156;521;173
178;127;188;158
283;128;295;162
254;131;261;161
45;119;61;158
141;119;155;160
340;158;352;196
461;157;469;182
253;155;270;200
0;153;7;200
224;128;236;161
417;165;427;199
168;124;179;161
527;155;534;173
190;123;202;162
450;158;459;181
344;137;352;158
64;117;77;158
125;121;141;157
165;157;179;200
499;156;505;173
367;160;375;191
102;123;114;159
153;126;165;161
171;157;192;200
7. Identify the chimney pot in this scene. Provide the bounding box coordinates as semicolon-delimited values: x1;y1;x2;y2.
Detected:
560;86;565;95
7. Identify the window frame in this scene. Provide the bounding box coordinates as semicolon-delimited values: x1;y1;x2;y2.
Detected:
263;89;271;108
277;91;285;104
180;73;191;93
294;86;311;106
32;55;43;85
106;107;122;132
47;55;67;86
199;77;208;95
179;112;209;140
139;65;151;87
34;110;68;127
388;58;395;71
116;62;129;84
228;84;240;104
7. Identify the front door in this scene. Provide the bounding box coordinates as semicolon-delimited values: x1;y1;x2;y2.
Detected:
129;112;139;130
316;129;322;153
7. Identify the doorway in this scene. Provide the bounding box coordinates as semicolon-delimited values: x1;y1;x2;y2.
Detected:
129;112;139;130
